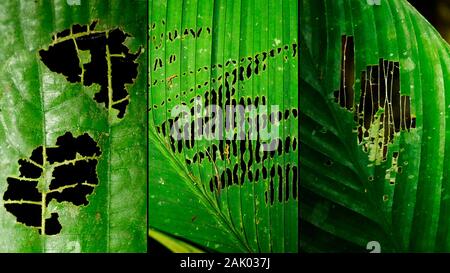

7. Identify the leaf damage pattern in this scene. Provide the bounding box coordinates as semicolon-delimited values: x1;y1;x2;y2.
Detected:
150;20;299;205
39;21;142;119
334;35;416;164
3;132;101;235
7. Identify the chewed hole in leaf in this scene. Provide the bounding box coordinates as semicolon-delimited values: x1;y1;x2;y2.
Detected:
3;132;101;235
39;21;142;119
334;35;416;163
358;59;415;161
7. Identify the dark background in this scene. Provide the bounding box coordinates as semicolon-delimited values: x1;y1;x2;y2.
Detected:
408;0;450;42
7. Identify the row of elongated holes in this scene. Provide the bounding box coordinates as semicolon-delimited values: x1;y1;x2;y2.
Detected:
151;36;299;204
156;95;298;205
210;164;298;204
152;42;297;74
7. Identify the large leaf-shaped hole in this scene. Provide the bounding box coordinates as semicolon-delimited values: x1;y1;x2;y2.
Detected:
334;35;416;163
39;21;142;120
3;132;101;235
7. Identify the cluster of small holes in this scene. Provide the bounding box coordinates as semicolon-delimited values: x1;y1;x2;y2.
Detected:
150;23;212;50
150;43;298;112
150;21;298;205
151;41;296;76
156;94;298;204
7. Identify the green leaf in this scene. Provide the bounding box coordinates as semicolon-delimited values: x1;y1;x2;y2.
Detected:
300;0;450;252
149;0;298;252
0;0;146;252
149;228;205;253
